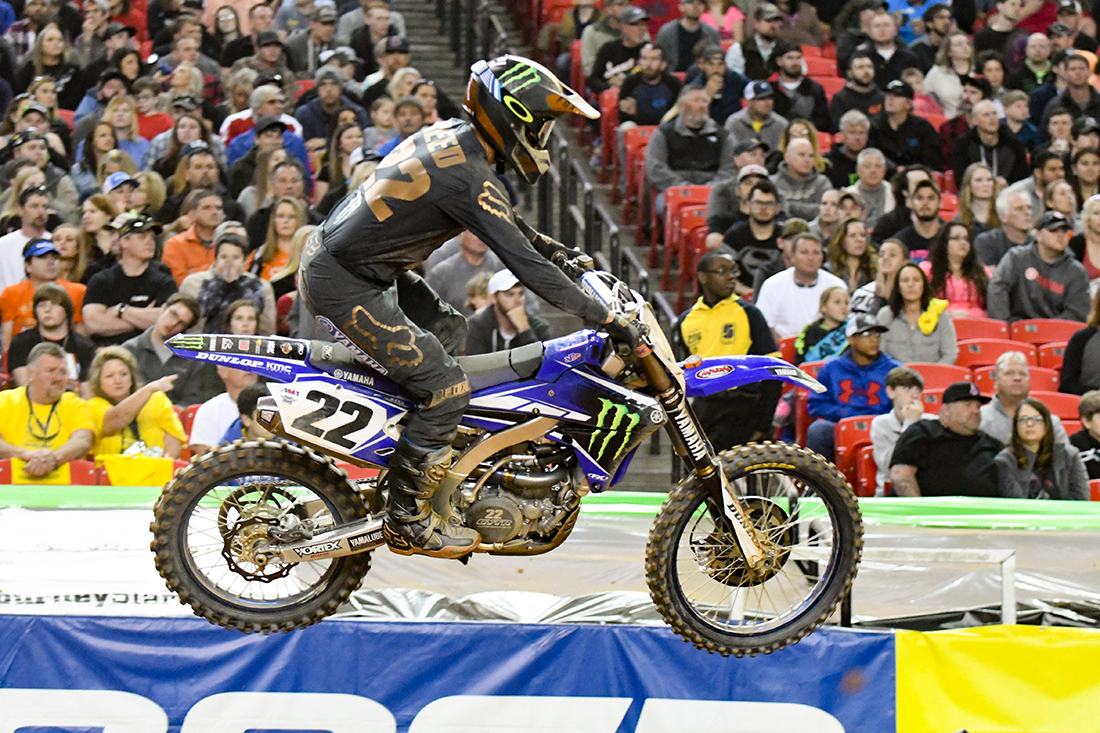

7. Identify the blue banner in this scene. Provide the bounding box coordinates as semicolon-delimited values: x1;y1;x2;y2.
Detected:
0;615;895;733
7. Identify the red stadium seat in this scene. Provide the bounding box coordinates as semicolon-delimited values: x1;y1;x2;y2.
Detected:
822;42;837;59
855;444;878;497
955;339;1037;368
598;88;619;187
812;76;846;100
657;186;710;283
953;317;1009;341
621;126;656;223
1009;318;1083;346
674;211;709;311
941;169;956;194
68;459;99;485
294;79;314;101
180;403;201;438
909;362;971;390
1038;342;1066;370
1091;479;1100;501
924;114;948;130
0;459;10;484
1063;420;1082;436
569;40;584;102
970;365;1059;393
920;388;945;414
793;361;825;446
1030;391;1081;420
805;56;838;76
778;336;797;364
802;44;824;57
835;416;873;487
721;40;733;52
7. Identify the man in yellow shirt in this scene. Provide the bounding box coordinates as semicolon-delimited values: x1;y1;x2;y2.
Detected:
672;250;782;451
0;342;95;483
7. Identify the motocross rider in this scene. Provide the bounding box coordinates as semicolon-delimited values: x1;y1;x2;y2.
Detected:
299;55;643;559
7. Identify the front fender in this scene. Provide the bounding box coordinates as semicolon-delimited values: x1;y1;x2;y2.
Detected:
681;355;826;398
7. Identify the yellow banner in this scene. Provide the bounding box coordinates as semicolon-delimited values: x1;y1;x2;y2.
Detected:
897;626;1100;733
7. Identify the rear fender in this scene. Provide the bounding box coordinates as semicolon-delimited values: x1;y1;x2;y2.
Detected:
682;355;825;397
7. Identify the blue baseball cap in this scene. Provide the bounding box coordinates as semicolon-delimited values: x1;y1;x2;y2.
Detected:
22;237;58;259
103;171;138;194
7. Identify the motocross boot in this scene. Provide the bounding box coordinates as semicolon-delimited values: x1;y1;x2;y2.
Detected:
381;439;481;559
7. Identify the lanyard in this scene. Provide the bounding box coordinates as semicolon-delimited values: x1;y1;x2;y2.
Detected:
26;391;60;446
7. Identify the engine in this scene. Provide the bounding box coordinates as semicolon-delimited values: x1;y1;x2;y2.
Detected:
454;443;584;547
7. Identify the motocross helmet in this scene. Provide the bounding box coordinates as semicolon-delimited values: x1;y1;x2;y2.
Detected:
465;55;599;184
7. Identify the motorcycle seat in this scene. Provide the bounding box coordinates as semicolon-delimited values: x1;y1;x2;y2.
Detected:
309;340;544;391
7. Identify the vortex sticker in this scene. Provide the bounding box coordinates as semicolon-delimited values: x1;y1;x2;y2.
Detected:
696;365;734;379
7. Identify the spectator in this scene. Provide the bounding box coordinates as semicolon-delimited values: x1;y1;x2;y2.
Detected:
188;364;259;455
975;189;1034;266
770;0;825;47
794;284;849;364
425;231;503;317
358;36;413;108
869;79;943;171
923;30;975;118
1071;146;1100;204
806;313;900;459
86;345;186;458
893;178;944;254
71;120;118;199
810;189;842;242
313;123;365;214
362;97;398;152
685;43;746;126
724;80;787;153
0;185;52;292
749;217;809;294
162;188;225;285
1045;178;1079;227
721;177;780;256
654;0;720;73
705;160;767;249
0;342;95;482
770;136;831;220
672;250;781;448
1042;107;1075;156
851;238;908;314
219;298;261;335
872;165;933;244
465;269;553;355
52;224;82;283
988;211;1091;322
617;44;682;128
950;99;1031;186
826;217;876;292
725;2;784;80
921;221;991;318
253;195;307;281
285;5;338;78
227;115;292;200
980;350;1072;444
1070;389;1100;478
0;238;86;353
856;11;920;88
1007;33;1054;94
1060;289;1100;394
226;102;310;175
910;3;953;71
700;0;745;42
1002;89;1044;152
581;0;629;79
121;291;219;406
538;0;603;77
770;40;829;133
995;397;1089;499
957;162;1003;238
825;111;869;189
978;51;1009;105
588;5;649;94
890;380;1003;497
373;96;424;157
903;68;945;119
220;73;303;144
82;215;178;347
646;85;735;213
974;0;1026;58
220;3;277;68
1040;52;1100;125
218;381;277;442
840;190;867;221
14;25;85;111
295;65;368;146
103;171;138;217
9;132;79;226
829;51;885;133
870;365;931;495
877;261;958;363
6;282;95;387
843;147;892;229
133;78;174;142
755;232;847;339
181;225;275;328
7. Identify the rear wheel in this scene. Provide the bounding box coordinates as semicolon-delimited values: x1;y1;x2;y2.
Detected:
151;440;372;633
645;442;862;657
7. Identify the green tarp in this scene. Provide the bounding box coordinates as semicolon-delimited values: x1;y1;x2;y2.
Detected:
3;486;1100;530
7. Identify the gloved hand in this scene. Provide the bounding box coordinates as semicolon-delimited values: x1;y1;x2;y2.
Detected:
604;314;646;350
551;249;594;280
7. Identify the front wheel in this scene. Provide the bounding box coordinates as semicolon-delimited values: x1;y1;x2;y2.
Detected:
645;442;862;657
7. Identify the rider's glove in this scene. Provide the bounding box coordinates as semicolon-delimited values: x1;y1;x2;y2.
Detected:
604;314;647;350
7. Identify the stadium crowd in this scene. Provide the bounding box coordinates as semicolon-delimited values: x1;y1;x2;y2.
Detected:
0;0;1096;500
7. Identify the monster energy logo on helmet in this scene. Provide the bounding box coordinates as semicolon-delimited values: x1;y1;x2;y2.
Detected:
497;61;544;94
589;398;640;461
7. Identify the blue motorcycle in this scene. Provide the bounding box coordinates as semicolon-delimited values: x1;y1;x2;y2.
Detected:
150;265;862;656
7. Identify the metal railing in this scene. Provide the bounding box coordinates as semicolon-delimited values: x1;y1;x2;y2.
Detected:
439;0;512;73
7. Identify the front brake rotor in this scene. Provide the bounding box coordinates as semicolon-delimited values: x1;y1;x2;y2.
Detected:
691;498;793;587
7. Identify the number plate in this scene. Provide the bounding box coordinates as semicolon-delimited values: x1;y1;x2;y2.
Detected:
275;381;398;458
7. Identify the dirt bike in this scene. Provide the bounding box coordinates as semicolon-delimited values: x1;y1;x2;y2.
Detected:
150;259;862;657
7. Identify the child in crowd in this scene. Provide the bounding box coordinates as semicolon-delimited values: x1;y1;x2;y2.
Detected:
218;383;276;443
1070;390;1100;480
900;68;944;118
795;285;849;364
870;366;932;496
362;98;398;152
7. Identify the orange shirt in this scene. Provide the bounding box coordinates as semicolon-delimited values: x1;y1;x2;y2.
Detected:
259;250;290;282
0;279;86;338
163;227;215;285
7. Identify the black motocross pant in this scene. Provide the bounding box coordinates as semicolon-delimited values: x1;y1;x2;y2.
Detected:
298;238;470;450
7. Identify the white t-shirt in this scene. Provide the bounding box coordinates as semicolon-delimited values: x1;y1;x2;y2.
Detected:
0;230;31;292
754;267;847;340
188;391;238;448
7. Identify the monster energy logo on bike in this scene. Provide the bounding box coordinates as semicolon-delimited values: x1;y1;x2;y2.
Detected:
588;398;640;461
171;335;206;350
498;63;542;93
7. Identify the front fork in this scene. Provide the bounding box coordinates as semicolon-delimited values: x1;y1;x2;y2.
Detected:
634;341;767;568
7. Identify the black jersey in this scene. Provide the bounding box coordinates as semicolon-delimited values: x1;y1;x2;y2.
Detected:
320;119;609;325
